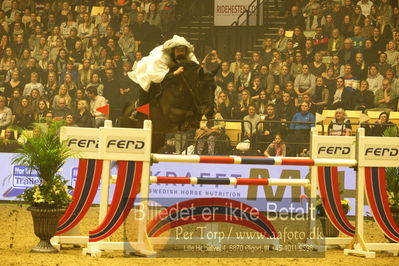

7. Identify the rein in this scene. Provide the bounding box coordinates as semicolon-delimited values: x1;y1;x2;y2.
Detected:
179;71;201;114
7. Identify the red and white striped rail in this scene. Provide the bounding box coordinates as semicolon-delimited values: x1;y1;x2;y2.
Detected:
151;154;357;167
149;176;310;187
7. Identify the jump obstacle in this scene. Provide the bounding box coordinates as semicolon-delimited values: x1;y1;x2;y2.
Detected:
50;121;399;258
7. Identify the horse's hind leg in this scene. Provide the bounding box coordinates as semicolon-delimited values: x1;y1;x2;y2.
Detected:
151;134;166;153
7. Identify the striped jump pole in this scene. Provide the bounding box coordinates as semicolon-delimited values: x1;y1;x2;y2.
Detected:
149;176;310;187
151;154;357;167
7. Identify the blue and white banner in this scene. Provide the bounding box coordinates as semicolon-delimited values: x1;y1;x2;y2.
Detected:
0;153;367;215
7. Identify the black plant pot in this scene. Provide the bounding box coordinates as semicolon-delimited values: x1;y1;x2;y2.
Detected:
28;207;65;253
319;216;340;237
385;210;399;243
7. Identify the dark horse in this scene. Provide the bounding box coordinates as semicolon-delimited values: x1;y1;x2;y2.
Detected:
120;61;217;152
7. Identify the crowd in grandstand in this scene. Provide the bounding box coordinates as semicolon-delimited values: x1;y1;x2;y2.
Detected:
0;0;398;155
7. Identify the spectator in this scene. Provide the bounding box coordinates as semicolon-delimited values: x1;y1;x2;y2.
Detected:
87;73;104;96
14;96;34;128
294;64;316;102
376;14;392;43
248;77;262;102
269;51;283;77
367;64;384;94
371;27;387;54
357;0;373;17
158;0;177;38
23;72;43;97
341;15;354;38
305;7;325;31
277;92;296;121
290;52;304;78
237;64;252;93
361;17;373;39
338;38;356;65
55;48;68;75
38;50;50;71
225;82;239;107
258;65;275;94
131;12;152;55
34;99;49;123
352;52;368;81
215;61;234;92
385;41;399;66
65;113;77;127
353;80;374;111
377;52;391;76
352;26;366;51
251;52;263;75
313;77;329;113
270;84;283;105
52;97;72;121
261;38;274;66
78;12;94;43
29;88;41;108
289;101;315;155
310;52;326;77
0;96;12;130
195;111;225;156
286;5;305;30
353;5;366;27
329;55;344;78
255;90;268;115
327;29;344;56
301;93;317;114
87;86;107;128
118;26;136;62
330;77;353;110
59;72;78;100
328;108;352;136
258;104;281;150
264;134;286;157
233;89;252;119
65;27;79;52
342;64;359;91
243;105;261;140
322;14;334;38
216;91;232;119
0;128;21;153
275;28;288;52
370;112;395;136
230;51;244;83
292;27;306;51
49;36;64;62
313;26;328;52
146;3;161;29
4;71;24;100
373;78;397;111
52;85;72;109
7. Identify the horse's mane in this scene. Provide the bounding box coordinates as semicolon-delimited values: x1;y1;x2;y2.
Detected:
173;60;200;71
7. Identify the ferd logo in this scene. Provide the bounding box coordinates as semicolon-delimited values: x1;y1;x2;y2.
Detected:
364;146;399;160
317;145;352;158
105;136;145;154
67;138;99;152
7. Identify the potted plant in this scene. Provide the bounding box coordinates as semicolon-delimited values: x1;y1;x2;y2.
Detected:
316;195;351;237
383;126;399;242
12;122;74;253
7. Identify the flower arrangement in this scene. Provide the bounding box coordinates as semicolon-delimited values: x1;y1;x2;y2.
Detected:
12;121;74;208
316;195;351;216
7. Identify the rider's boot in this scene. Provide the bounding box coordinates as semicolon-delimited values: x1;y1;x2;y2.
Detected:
129;89;149;120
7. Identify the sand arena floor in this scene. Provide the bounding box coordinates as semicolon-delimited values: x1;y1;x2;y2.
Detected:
0;203;398;266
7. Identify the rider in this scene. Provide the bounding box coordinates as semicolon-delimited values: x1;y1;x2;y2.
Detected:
128;35;199;119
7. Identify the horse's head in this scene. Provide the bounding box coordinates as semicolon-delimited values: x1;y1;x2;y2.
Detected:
197;67;217;119
177;61;216;120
